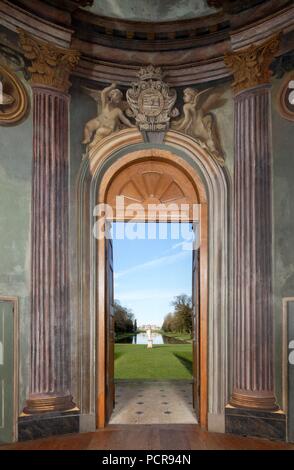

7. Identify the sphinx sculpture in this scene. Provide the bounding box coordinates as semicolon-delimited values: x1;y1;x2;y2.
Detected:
82;83;135;149
171;87;226;165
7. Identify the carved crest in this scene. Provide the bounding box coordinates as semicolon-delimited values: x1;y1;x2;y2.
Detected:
126;65;178;133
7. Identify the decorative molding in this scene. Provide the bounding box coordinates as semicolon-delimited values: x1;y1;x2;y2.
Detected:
276;72;294;122
126;65;178;135
0;296;19;442
207;0;251;13
282;297;294;415
224;34;280;94
229;4;294;51
0;63;29;126
76;128;230;430
18;30;80;93
24;395;76;414
0;1;73;48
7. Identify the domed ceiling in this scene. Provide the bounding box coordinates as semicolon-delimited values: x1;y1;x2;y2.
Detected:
82;0;220;22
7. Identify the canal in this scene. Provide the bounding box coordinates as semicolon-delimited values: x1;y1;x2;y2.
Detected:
116;332;187;344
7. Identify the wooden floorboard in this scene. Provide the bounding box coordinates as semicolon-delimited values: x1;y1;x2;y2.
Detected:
1;425;294;450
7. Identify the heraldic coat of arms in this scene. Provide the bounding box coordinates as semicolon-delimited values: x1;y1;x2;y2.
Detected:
126;65;178;136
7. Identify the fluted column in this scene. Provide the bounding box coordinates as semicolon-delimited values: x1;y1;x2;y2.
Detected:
19;31;80;413
225;35;280;411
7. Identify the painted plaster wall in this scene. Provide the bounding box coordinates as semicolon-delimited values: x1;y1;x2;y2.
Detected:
0;79;32;412
69;79;96;409
272;77;294;408
83;0;219;22
0;68;290;423
67;81;234;423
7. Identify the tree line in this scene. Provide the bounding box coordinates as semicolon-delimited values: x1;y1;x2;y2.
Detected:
161;294;192;335
114;300;137;334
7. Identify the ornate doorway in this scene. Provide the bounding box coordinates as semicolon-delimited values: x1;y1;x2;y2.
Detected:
102;158;203;425
77;129;230;434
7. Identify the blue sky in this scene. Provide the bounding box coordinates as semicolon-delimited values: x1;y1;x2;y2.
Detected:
113;222;193;327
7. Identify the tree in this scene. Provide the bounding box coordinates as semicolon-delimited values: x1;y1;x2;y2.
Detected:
162;313;175;332
172;294;192;334
161;294;192;334
114;300;136;334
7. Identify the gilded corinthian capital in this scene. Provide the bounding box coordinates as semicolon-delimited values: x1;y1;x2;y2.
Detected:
18;31;80;93
224;34;280;94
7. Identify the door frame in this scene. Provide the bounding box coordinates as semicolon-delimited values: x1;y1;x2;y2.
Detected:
96;150;208;428
77;128;230;434
0;295;19;442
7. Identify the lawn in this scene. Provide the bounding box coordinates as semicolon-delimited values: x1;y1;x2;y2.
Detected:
159;331;192;343
114;344;193;380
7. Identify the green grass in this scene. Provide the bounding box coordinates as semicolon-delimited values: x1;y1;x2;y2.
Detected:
114;344;193;380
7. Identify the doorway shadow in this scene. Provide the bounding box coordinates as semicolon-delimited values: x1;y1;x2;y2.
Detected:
173;352;193;375
114;351;125;361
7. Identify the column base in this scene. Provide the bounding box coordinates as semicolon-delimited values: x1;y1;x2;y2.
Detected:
230;389;279;411
225;405;286;441
18;409;79;441
23;393;76;414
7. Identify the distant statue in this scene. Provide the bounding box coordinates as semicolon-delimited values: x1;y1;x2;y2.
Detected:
82;83;135;149
171;87;226;165
146;327;153;349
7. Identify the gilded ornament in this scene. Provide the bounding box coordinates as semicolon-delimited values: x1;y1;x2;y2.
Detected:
18;30;80;93
0;63;29;126
224;34;280;94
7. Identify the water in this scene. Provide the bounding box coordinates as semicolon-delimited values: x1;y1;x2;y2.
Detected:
116;332;186;344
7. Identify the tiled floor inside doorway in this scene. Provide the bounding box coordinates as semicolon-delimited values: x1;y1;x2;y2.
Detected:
109;381;197;425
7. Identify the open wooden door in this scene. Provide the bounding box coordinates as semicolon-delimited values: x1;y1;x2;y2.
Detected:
105;223;115;423
192;224;200;421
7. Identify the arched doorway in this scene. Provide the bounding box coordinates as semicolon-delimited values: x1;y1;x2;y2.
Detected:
76;129;230;434
99;155;206;426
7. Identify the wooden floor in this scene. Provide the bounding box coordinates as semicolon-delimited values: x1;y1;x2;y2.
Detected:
1;425;294;450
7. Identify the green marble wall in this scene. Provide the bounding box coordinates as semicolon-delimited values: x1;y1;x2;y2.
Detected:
0;80;32;413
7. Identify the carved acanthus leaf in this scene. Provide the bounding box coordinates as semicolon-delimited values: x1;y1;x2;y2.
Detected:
224;34;280;94
18;31;80;93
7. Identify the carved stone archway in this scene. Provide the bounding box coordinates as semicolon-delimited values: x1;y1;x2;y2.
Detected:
76;128;230;434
